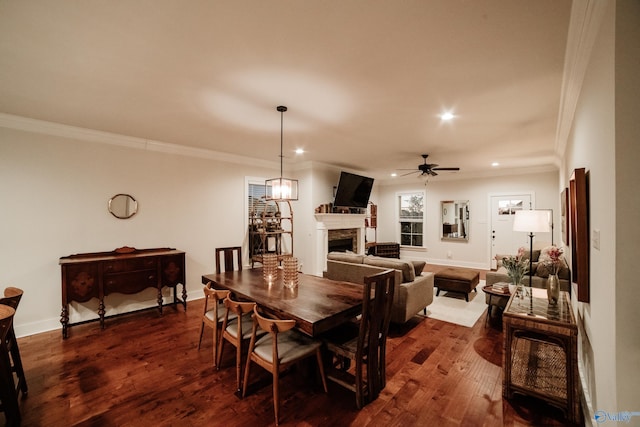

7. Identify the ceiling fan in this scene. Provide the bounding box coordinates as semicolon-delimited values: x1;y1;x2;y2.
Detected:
399;154;460;177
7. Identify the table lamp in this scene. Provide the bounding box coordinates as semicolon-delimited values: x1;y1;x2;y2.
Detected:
513;210;551;315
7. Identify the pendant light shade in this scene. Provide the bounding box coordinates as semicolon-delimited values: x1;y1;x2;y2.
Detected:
265;105;298;201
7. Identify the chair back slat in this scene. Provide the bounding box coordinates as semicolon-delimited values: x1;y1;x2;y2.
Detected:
215;246;242;273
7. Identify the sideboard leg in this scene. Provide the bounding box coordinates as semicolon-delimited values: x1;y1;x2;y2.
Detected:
60;306;69;339
98;299;105;329
157;289;163;315
182;283;187;311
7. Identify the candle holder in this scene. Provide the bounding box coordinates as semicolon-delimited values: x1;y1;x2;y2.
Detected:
282;256;299;289
262;254;278;285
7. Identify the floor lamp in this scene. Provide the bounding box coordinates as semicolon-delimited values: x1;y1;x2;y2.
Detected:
513;210;551;315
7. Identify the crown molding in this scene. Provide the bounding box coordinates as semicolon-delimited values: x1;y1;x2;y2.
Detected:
0;112;278;170
555;0;610;155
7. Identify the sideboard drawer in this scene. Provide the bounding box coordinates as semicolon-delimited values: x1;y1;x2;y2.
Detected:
103;258;156;273
104;270;157;295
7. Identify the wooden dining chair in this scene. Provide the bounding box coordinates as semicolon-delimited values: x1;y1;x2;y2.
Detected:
0;304;20;426
322;269;395;409
242;307;328;426
215;246;242;273
197;282;234;367
0;287;28;398
217;295;265;393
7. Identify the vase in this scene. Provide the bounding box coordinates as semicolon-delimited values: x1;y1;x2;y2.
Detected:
547;274;560;305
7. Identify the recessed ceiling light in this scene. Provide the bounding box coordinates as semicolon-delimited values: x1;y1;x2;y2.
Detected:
492;162;500;167
440;112;455;121
391;173;397;177
295;148;304;155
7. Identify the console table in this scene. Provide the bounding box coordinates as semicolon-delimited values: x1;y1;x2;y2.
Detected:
59;247;186;338
502;290;580;423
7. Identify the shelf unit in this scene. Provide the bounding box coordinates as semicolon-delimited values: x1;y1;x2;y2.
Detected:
365;202;377;244
249;199;293;267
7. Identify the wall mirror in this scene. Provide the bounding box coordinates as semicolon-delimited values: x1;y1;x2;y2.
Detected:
441;200;469;241
108;194;138;219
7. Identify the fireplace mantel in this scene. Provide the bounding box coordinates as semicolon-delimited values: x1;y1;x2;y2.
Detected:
313;213;366;276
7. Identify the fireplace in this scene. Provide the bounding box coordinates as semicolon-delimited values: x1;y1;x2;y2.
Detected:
313;213;366;276
327;229;358;253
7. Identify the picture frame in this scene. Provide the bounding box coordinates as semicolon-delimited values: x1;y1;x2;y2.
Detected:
569;168;589;302
561;187;569;244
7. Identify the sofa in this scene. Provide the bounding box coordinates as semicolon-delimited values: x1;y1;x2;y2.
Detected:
486;247;571;308
323;252;434;324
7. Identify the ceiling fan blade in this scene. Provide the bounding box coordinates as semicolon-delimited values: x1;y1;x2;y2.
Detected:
400;170;418;177
432;167;460;171
429;170;438;176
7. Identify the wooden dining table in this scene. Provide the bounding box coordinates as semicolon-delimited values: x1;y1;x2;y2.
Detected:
201;269;365;337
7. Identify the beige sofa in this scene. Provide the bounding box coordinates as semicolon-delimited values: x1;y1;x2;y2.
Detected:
486;248;571;291
323;252;434;324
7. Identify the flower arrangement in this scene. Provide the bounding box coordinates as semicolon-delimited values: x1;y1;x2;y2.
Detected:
542;245;564;275
499;246;530;286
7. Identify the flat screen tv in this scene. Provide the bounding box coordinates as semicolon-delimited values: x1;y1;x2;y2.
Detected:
333;171;374;208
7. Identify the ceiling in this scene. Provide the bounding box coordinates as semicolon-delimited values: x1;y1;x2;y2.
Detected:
0;1;572;181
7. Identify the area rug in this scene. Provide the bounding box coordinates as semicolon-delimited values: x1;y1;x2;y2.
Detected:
423;280;487;327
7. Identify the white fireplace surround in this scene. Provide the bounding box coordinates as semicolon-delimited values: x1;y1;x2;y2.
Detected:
314;213;366;276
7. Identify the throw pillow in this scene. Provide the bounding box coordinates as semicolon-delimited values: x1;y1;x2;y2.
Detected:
363;256;415;283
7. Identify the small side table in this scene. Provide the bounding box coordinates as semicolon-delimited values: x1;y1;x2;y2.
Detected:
502;290;581;424
482;284;511;326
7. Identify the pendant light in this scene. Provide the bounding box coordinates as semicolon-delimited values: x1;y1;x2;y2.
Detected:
265;105;298;200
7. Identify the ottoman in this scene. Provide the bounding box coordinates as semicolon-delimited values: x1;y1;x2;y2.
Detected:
434;268;480;302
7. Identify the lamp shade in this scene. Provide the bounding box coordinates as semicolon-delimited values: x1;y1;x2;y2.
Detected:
513;210;551;233
265;177;299;201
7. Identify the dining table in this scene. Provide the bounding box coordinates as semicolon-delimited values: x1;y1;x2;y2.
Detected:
201;268;365;337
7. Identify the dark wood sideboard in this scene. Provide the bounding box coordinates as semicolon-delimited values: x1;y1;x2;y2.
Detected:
59;247;186;338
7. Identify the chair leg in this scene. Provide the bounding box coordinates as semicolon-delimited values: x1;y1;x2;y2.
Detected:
315;349;328;393
242;357;252;398
197;321;204;350
212;328;219;368
235;338;243;392
273;367;280;425
216;333;225;370
8;332;27;396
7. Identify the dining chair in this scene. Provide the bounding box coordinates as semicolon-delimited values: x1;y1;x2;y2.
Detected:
197;282;234;367
242;306;328;426
322;269;395;408
215;246;242;273
0;304;20;426
217;295;265;393
0;287;28;398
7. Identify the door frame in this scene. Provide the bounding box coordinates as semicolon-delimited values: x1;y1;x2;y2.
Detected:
487;191;536;269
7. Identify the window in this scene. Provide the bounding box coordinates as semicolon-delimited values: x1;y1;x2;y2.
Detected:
248;181;277;217
398;192;425;247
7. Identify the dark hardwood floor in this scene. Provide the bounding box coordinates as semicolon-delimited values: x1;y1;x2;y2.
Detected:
5;268;582;426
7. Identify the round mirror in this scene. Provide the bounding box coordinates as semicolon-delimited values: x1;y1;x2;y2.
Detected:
108;194;138;219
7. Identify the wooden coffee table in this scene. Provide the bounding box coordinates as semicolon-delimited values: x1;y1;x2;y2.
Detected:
482;283;511;326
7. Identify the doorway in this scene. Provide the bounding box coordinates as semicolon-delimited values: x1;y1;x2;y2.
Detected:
489;194;532;269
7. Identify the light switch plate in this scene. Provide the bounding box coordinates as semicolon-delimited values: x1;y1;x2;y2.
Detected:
592;229;600;250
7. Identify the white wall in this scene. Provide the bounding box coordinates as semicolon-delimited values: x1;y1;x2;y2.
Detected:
561;0;640;420
376;171;559;269
0;125;277;337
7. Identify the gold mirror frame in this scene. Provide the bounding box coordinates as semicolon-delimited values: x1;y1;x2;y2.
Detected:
441;200;469;242
108;194;138;219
